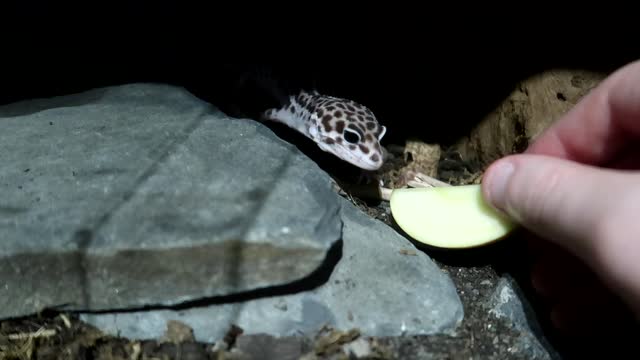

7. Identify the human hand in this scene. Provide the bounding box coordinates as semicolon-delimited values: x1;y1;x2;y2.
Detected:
481;60;640;336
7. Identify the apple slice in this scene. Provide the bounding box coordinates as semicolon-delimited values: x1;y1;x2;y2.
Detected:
390;184;518;249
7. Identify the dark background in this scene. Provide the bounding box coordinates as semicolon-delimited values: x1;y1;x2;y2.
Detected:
1;5;638;148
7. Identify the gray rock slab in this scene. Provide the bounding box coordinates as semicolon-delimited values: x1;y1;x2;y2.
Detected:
81;197;464;342
0;83;342;315
486;276;559;359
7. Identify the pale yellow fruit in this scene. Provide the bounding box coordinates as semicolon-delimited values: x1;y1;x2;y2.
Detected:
390;184;518;249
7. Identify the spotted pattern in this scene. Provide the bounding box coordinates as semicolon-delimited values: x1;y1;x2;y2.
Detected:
261;89;387;170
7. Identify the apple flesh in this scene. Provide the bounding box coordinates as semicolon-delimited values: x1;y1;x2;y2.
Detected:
390;184;518;249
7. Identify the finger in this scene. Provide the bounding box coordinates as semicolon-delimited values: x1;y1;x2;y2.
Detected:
481;154;639;259
606;144;640;170
526;59;640;165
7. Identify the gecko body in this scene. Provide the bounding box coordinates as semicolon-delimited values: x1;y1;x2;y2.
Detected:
261;90;387;171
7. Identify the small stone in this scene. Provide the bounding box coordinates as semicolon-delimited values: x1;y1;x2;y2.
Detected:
235;334;308;360
162;320;195;344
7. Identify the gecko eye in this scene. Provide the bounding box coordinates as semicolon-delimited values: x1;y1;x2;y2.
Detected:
343;129;361;144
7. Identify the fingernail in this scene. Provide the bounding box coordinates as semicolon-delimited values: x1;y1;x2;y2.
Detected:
486;160;515;210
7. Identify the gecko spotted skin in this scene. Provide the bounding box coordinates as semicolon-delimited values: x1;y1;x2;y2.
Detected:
261;90;387;171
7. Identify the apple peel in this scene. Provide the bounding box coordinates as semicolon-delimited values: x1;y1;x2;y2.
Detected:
390;184;518;249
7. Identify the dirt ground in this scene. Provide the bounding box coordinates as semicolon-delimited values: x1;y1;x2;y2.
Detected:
2;69;635;359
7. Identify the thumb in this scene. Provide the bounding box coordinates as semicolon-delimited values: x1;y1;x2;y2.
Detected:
481;154;634;257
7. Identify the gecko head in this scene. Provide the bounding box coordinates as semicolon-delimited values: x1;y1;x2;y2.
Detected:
309;98;387;171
